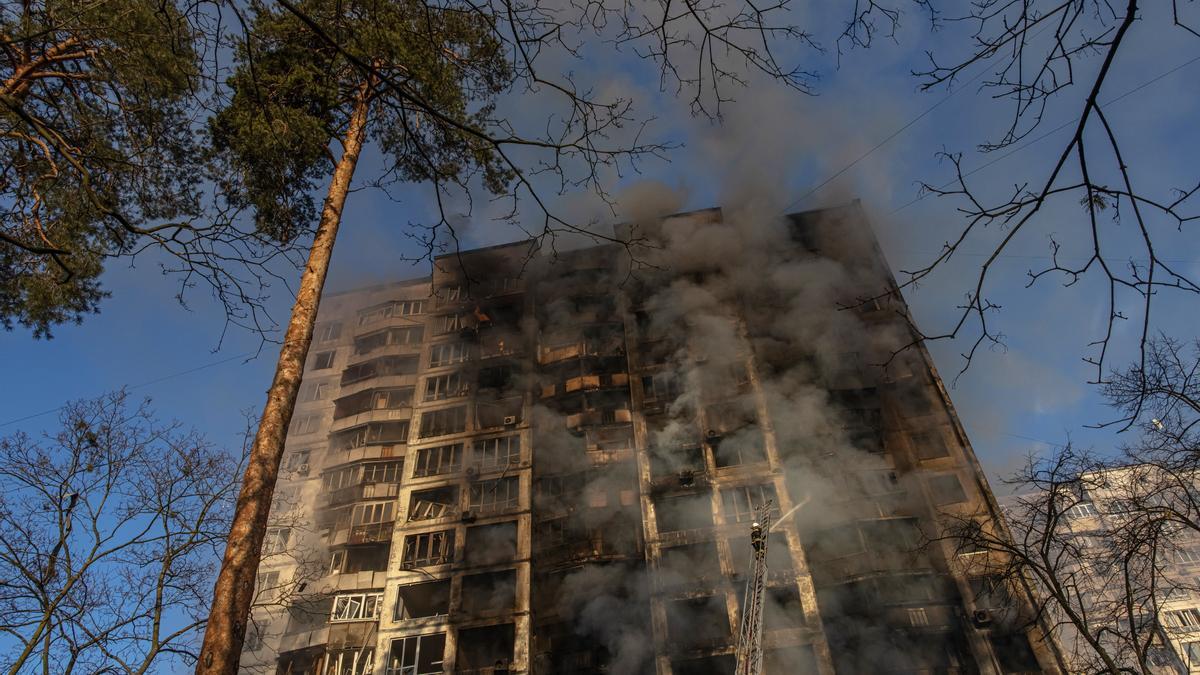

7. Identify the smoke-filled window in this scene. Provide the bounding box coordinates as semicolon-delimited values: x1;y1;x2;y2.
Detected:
911;429;951;460
665;596;730;651
418;405;466;438
341;354;419;385
387;633;445;675
469;477;520;515
660;542;722;586
720;484;780;523
412;443;462;477
474;397;522;429
728;531;793;575
460;570;517;616
401;530;455;568
928;474;968;505
655;493;713;533
464;521;517;566
710;429;767;468
456;624;514;672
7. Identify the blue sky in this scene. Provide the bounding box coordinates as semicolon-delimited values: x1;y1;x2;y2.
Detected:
2;3;1198;491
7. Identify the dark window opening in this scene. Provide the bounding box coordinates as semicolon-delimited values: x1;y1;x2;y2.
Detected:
460;570;517;616
387;633;445;675
929;473;968;505
665;596;730;651
464;521;518;567
720;483;780;523
313;351;336;370
655;493;713;533
711;430;767;468
341;355;418;385
660;542;722;585
456;623;515;672
394;580;450;620
913;429;952;460
728;532;793;576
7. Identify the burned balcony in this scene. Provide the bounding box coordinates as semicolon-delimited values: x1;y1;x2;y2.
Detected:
709;427;767;469
538;324;626;364
341;354;419;386
659;541;723;590
331;421;410;452
455;623;515;675
540;355;630;398
320;459;404;508
655;492;714;538
394;579;450;621
352;326;424;360
334;387;414;420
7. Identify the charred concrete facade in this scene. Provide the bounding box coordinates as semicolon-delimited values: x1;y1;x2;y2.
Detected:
239;203;1065;675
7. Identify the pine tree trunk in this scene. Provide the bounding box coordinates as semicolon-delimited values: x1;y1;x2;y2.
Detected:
195;77;374;675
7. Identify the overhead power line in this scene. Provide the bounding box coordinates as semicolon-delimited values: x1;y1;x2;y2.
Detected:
0;350;257;429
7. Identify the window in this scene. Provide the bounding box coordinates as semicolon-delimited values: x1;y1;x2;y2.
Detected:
721;484;780;524
292;415;321;435
387;633;446;675
1187;642;1200;670
656;493;714;533
469;477;520;515
413;443;463;477
324;465;360;492
362;460;404;483
1168;608;1200;630
402;530;455;568
429;342;469;367
354;326;424;355
860;470;900;495
929;474;968;505
461;570;516;615
642;373;682;403
351;501;395;526
313;351;336;370
359;300;425;326
301;380;332;402
287;449;311;475
711;432;767;467
394;581;450;621
464;521;517;566
474;436;521;472
409;486;459;520
419;406;467;438
334;421;410;450
1067;501;1100;519
1176;546;1200;564
907;607;930;627
327;648;375;675
440;313;465;334
424;372;466;401
912;429;951;460
263;527;291;555
341;355;419;385
254;570;281;603
331;591;384;621
316;321;342;343
244;624;264;651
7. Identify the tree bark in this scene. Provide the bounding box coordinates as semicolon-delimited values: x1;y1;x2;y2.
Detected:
195;77;373;675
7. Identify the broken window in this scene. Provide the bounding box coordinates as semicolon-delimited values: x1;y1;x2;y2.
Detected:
464;521;517;567
455;624;514;672
335;387;414;418
441;313;465;334
313;350;336;370
394;580;450;620
642;373;682;405
469;477;520;515
720;484;780;524
429;342;469;367
990;633;1041;672
402;530;455;568
326;648;375;675
387;633;445;675
912;429;951;460
330;591;384;621
413;443;462;477
316;321;342;343
473;435;521;472
424;372;466;401
655;493;713;533
929;473;968;505
408;486;460;521
460;570;517;616
330;545;389;574
418;406;467;438
333;421;410;450
301;380;332;402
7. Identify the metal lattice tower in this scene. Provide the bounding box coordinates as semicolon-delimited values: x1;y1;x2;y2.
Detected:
734;504;772;675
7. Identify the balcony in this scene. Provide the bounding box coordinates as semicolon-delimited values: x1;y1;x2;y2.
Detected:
330;408;413;433
565;408;632;430
540;373;629;398
346;340;423;365
338;373;419;399
320;481;402;509
316;570;389;593
538;338;625;364
328;522;396;546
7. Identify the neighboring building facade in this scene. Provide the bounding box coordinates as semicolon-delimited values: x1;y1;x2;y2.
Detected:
1002;464;1200;674
239;203;1065;674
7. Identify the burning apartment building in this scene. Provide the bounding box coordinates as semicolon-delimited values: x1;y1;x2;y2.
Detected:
239;202;1065;674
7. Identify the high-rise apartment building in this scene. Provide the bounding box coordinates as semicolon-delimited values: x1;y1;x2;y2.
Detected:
240;203;1065;674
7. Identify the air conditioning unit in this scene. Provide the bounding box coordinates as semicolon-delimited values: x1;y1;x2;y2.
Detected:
503;415;518;426
297;463;310;476
972;609;993;627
